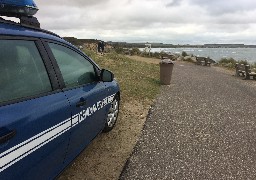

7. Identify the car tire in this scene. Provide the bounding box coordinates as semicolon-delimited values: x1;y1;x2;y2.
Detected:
103;95;120;133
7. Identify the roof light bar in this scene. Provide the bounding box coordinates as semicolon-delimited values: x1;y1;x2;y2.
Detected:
0;0;38;17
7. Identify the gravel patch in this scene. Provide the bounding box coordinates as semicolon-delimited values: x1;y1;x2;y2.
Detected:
120;62;256;180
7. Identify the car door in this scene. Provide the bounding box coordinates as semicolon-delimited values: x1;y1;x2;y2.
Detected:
0;38;72;180
45;42;108;162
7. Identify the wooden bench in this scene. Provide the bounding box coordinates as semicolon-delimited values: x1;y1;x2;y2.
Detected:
205;57;212;66
195;57;211;66
235;63;256;80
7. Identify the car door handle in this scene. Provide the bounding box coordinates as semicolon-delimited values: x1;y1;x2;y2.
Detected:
76;99;86;107
0;129;16;144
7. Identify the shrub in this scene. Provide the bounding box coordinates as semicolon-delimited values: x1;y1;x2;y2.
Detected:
223;62;234;68
140;51;148;57
114;47;125;54
130;48;141;55
181;51;188;57
218;58;236;68
237;60;248;65
151;52;161;58
218;58;250;69
219;57;236;65
251;62;256;68
184;57;194;63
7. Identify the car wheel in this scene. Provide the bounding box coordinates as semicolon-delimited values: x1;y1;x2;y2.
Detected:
103;96;120;132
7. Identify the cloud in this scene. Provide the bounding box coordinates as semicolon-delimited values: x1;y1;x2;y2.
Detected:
166;0;182;7
188;0;256;15
36;0;109;7
33;0;256;44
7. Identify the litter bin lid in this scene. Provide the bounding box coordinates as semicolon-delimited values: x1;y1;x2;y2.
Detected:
160;59;174;64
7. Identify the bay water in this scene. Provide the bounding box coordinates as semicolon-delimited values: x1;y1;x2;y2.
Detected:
145;48;256;63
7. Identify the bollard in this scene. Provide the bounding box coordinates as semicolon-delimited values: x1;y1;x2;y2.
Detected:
159;59;174;85
245;65;250;80
235;63;239;76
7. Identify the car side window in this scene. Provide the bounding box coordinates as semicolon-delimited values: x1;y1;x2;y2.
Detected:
48;43;97;88
0;40;52;104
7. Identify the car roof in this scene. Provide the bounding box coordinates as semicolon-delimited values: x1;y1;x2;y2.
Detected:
0;18;67;44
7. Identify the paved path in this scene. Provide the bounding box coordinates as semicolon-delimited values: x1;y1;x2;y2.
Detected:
120;62;256;179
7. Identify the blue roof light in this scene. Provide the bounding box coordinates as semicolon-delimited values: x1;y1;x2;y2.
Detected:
0;0;38;17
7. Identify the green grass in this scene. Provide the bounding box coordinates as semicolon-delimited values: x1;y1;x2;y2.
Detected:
83;49;161;103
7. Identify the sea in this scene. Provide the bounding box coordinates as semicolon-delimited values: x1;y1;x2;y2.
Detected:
141;48;256;63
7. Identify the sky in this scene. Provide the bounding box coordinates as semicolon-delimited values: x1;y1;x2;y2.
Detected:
35;0;256;45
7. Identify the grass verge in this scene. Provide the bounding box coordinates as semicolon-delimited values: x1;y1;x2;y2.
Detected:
84;49;161;102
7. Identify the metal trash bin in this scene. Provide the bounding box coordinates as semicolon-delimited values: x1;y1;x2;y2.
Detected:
160;59;174;85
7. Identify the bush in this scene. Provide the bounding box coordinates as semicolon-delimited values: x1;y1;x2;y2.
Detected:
114;47;125;54
223;62;234;68
140;51;148;57
237;60;248;65
151;52;161;58
218;58;236;68
184;57;194;63
218;58;249;69
130;48;141;55
251;62;256;68
219;57;236;64
181;51;188;57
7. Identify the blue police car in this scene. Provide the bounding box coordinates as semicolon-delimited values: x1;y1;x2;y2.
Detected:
0;1;120;179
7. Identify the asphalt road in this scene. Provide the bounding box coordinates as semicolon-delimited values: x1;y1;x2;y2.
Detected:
120;62;256;180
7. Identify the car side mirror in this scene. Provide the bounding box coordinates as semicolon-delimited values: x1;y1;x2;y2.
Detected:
101;69;114;82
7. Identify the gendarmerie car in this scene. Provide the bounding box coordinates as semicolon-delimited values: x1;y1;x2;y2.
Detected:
0;1;120;179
